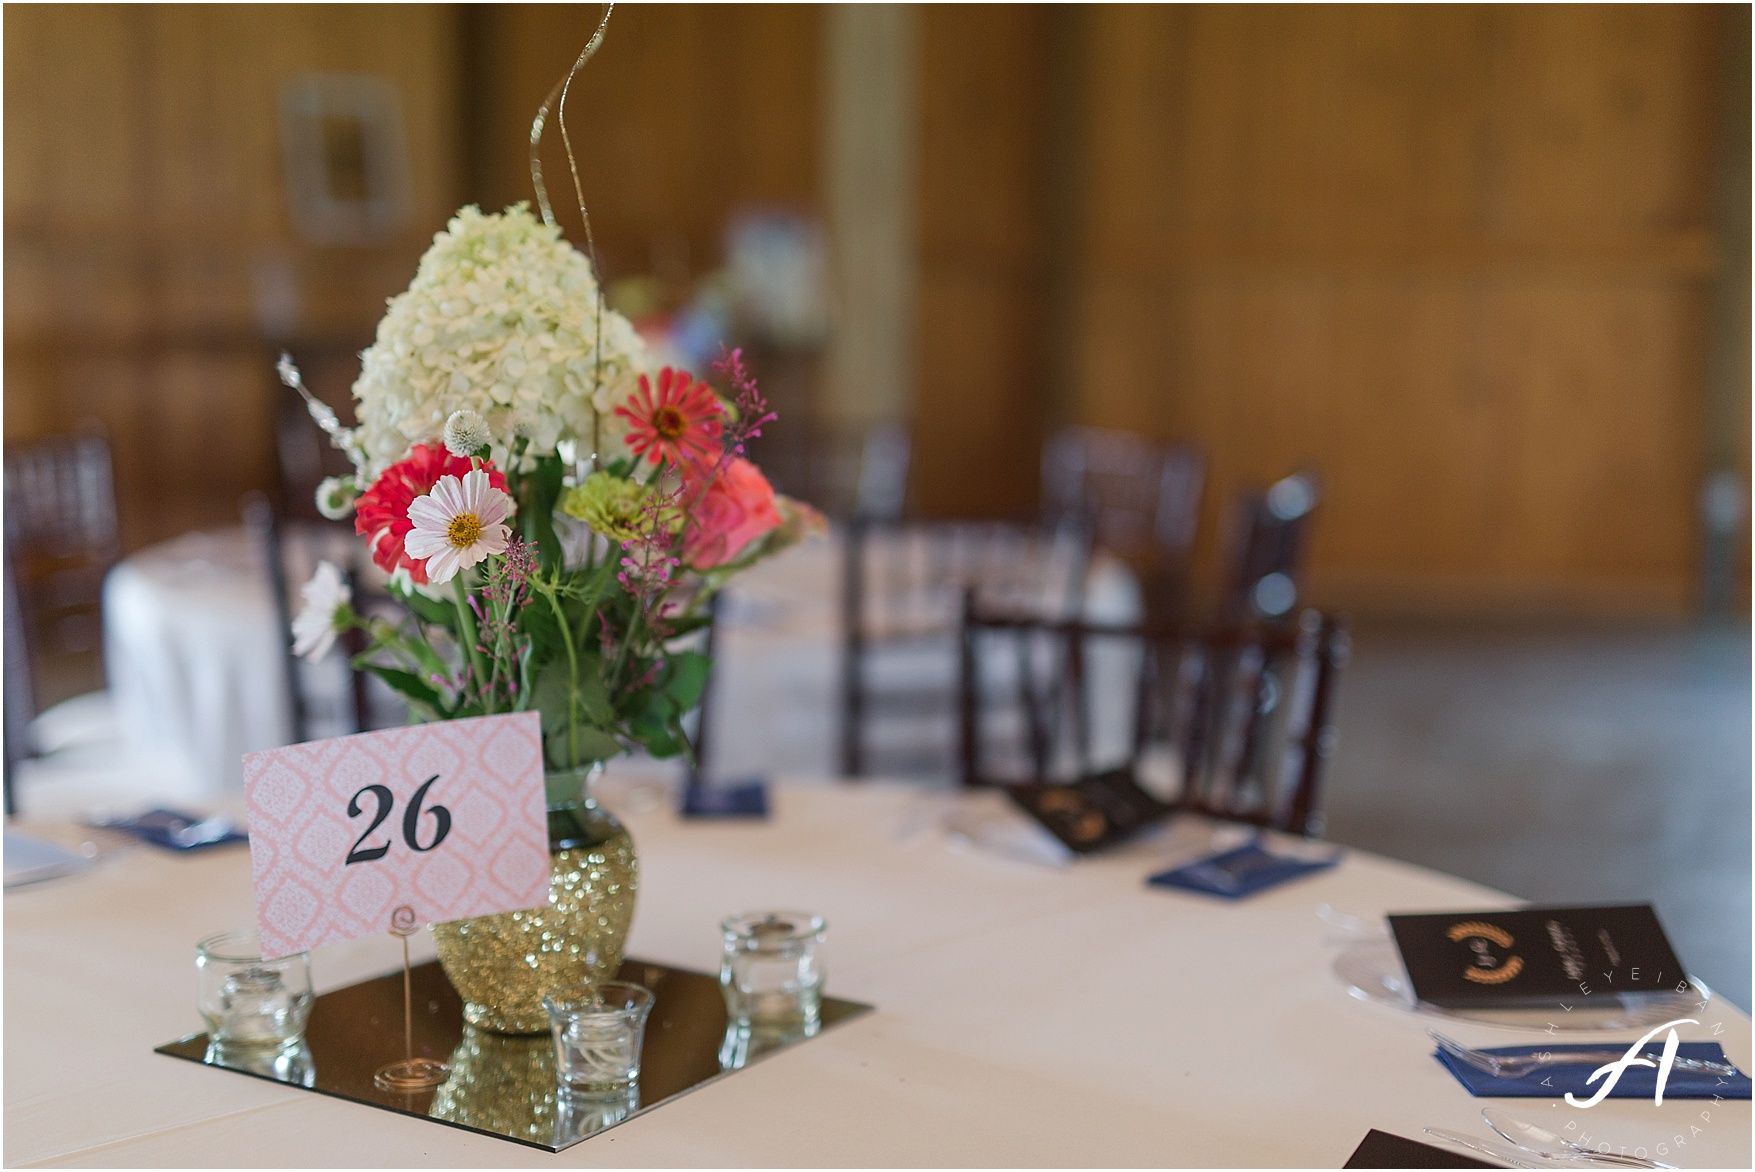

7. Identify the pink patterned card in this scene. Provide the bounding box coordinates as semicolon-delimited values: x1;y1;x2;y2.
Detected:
244;712;550;959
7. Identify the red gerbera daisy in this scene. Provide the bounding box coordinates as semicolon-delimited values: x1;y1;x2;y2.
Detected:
354;443;510;584
614;367;723;469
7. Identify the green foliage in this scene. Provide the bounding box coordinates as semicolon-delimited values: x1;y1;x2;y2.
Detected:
340;451;727;772
519;456;566;568
663;650;711;711
397;587;458;630
357;662;446;722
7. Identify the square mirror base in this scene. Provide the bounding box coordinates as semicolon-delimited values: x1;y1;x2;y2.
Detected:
156;957;873;1152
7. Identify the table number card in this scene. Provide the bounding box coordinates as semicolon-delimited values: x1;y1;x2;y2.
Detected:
244;712;550;959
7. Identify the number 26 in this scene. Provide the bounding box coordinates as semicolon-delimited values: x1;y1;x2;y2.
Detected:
346;776;452;865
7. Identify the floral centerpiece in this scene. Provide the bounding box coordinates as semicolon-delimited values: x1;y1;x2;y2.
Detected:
286;203;820;1032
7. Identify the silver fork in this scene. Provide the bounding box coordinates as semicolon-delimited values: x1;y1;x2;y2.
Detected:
1429;1029;1742;1078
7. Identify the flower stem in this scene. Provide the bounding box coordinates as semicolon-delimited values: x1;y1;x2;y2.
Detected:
451;573;493;714
543;582;583;767
609;593;645;696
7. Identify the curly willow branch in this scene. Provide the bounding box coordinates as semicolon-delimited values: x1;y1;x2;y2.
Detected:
528;2;613;268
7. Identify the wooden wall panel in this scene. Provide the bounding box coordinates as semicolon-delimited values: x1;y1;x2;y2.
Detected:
5;4;464;551
467;4;821;287
1064;3;1728;616
909;5;1053;517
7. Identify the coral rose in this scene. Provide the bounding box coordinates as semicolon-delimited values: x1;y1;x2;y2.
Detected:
683;458;783;569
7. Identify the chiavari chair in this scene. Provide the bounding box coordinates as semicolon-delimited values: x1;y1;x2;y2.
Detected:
1218;470;1320;625
1042;426;1206;622
841;516;1089;779
958;592;1348;837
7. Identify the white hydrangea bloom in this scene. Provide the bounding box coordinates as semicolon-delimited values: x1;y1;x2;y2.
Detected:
347;204;649;479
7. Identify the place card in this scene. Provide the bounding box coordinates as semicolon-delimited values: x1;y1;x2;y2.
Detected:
1388;904;1687;1010
244;712;550;959
1343;1129;1491;1168
1004;769;1171;854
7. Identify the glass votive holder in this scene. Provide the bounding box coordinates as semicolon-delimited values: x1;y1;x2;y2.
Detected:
542;981;654;1098
554;1085;639;1144
205;1037;316;1087
195;929;313;1053
720;911;826;1030
718;1016;820;1072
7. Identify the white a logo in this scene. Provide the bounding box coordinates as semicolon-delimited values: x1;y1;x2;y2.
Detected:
1566;1019;1698;1108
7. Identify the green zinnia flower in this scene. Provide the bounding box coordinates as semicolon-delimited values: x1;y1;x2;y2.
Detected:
559;472;679;543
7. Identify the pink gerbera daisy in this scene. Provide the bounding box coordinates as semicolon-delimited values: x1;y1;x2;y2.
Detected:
614;367;723;469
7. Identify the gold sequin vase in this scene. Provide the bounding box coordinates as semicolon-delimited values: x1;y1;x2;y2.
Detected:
431;765;637;1034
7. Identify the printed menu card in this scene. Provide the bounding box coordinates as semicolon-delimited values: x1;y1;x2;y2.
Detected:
1388;903;1687;1009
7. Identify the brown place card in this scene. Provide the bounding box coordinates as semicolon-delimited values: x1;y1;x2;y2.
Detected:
155;958;873;1152
1343;1129;1493;1168
1005;768;1172;854
1387;904;1687;1010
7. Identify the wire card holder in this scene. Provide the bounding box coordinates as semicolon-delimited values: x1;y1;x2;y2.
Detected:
372;905;451;1092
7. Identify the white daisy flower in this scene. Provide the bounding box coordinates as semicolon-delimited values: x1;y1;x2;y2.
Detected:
443;408;492;458
403;469;515;584
291;561;352;661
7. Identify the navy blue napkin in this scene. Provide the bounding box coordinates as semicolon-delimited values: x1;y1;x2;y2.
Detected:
1146;840;1340;899
95;808;247;852
1434;1041;1751;1099
679;778;769;820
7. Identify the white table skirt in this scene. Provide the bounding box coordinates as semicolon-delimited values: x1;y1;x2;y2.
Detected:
7;779;1748;1167
103;529;292;798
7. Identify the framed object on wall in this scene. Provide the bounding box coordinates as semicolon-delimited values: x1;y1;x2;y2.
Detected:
278;73;412;246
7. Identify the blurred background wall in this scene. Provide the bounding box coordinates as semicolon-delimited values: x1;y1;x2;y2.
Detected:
7;3;1748;622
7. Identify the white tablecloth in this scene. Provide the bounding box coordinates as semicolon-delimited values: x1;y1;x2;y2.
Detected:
103;529;292;798
101;527;384;801
7;780;1748;1167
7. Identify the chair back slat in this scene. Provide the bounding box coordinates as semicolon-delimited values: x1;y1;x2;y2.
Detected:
244;492;399;743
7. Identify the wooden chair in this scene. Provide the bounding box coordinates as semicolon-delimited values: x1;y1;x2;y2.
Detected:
840;516;1089;779
3;429;120;689
4;542;36;817
1218;470;1319;625
1042;427;1205;622
958;593;1349;837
